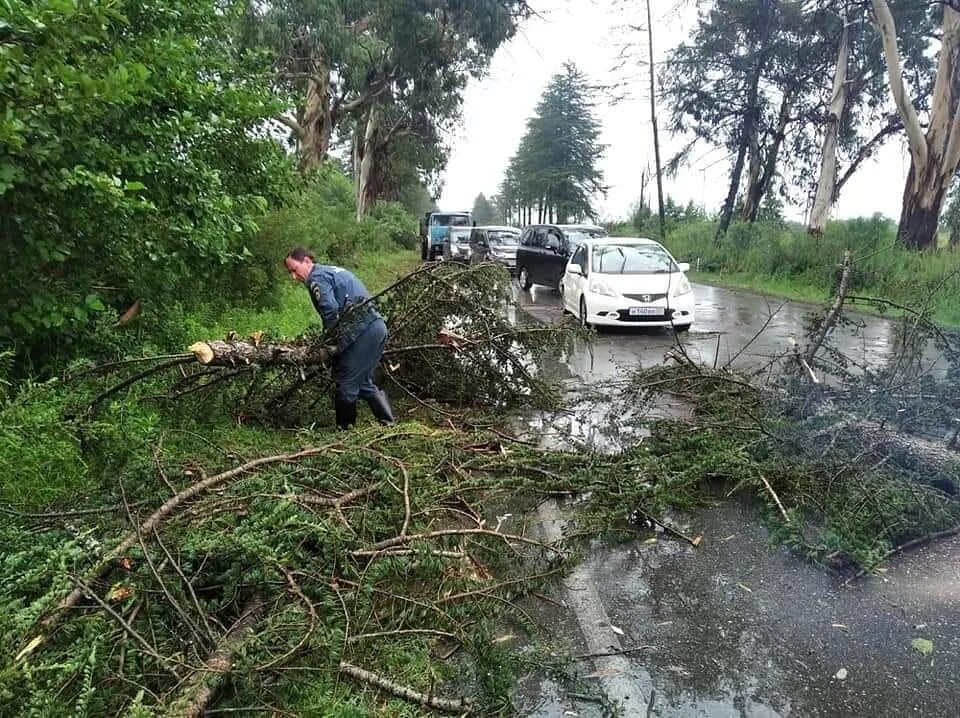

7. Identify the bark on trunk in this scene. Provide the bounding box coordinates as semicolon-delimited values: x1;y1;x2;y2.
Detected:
743;94;791;222
299;59;333;172
898;169;947;250
742;123;762;221
356;107;379;220
809;19;851;235
847;421;960;474
189;340;331;368
716;119;753;244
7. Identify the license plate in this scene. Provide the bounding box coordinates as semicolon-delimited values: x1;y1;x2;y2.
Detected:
629;306;663;316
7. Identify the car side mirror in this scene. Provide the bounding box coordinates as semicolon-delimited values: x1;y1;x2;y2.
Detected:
677;262;691;273
567;264;583;276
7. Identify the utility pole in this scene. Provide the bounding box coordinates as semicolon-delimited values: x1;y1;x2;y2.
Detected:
646;0;666;237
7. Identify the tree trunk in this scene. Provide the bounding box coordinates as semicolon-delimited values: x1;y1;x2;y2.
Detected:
741;120;763;221
873;0;960;251
189;340;333;368
743;94;791;222
809;17;851;235
356;107;379;220
716;103;756;244
299;58;333;172
898;165;947;250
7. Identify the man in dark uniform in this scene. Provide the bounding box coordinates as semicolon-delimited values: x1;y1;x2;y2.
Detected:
284;247;394;429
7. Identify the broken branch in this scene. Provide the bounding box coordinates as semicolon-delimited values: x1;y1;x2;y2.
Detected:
339;661;472;714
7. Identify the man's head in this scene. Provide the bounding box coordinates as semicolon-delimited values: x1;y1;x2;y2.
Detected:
285;247;314;282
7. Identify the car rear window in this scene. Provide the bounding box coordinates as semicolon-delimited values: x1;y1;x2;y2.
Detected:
488;231;519;244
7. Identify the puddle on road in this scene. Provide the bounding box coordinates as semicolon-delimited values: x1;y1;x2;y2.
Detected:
521;372;692;454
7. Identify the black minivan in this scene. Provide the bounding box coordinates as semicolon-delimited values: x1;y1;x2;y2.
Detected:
515;224;607;291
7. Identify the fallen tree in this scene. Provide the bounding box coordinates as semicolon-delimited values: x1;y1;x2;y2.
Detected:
7;259;959;717
77;261;579;425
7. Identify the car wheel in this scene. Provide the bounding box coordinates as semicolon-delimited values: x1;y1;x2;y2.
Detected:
579;296;590;328
518;267;532;290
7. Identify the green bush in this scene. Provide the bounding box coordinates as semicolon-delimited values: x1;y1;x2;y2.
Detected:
1;0;296;374
368;201;420;249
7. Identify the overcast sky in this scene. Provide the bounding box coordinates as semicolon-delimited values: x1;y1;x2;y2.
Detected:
437;0;911;224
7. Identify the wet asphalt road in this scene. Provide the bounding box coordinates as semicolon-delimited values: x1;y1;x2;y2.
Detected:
517;281;946;377
511;282;960;717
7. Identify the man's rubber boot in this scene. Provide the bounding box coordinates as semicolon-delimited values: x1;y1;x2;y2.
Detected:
335;398;357;430
365;390;395;425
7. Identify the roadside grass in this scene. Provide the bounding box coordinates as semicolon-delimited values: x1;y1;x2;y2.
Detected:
687;270;830;306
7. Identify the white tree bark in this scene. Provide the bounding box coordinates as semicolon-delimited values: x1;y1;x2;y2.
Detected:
356;106;378;221
871;0;928;169
299;58;332;172
809;18;851;234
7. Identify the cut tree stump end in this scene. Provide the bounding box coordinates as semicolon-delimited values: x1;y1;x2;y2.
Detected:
189;342;215;365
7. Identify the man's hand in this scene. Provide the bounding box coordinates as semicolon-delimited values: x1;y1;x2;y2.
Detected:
317;344;339;364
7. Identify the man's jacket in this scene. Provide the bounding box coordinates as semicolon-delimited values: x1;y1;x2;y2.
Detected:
305;264;382;352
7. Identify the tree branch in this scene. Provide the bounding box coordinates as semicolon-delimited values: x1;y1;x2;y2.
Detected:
276;115;305;140
339;662;472;714
871;0;928;168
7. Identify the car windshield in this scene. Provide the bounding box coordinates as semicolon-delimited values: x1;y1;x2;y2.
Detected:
565;229;607;246
592;245;678;274
451;229;472;243
488;231;519;244
434;214;471;226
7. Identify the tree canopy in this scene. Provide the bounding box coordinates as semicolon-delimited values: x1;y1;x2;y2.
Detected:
498;63;605;225
1;0;294;365
471;193;498;224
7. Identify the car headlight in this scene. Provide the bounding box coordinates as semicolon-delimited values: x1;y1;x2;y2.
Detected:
589;280;618;297
672;275;692;297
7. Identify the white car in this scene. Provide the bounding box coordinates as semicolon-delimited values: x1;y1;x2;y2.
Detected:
560;237;695;330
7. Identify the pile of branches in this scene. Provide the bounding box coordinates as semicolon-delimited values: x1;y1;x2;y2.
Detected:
0;422;688;716
628;256;960;572
75;262;578;427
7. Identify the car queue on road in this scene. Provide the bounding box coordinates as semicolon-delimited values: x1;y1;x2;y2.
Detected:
424;216;696;332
